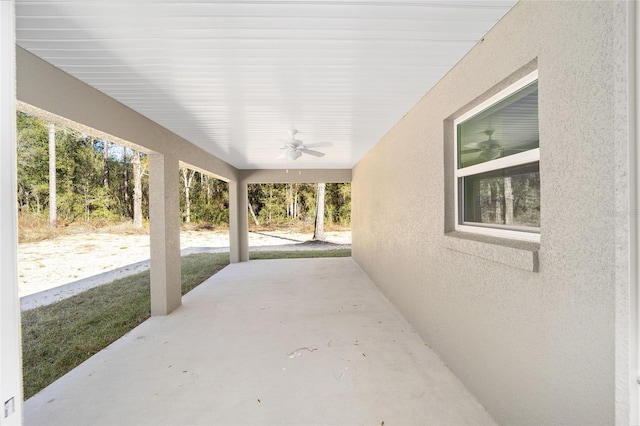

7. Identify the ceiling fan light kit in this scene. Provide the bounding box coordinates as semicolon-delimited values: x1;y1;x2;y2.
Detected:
286;149;302;161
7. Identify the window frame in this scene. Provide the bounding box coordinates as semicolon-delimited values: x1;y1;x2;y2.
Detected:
453;70;540;243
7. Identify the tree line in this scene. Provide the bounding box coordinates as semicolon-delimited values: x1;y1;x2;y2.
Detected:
247;182;351;228
16;112;351;230
18;112;151;225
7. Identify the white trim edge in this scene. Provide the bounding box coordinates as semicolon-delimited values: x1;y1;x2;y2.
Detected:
457;148;540;178
632;1;640;423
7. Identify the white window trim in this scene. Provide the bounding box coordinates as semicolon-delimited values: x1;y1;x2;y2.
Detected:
456;71;539;124
453;70;540;243
457;148;540;178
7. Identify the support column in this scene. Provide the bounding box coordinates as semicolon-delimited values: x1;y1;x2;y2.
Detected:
228;180;239;263
149;153;181;315
228;179;249;263
632;2;640;422
0;1;24;424
238;180;249;262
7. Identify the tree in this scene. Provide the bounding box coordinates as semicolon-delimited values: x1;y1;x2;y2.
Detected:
122;146;130;217
286;183;299;220
16;113;350;232
180;168;196;223
504;177;514;226
15;112;155;226
245;182;350;230
248;199;259;226
132;149;143;228
313;183;325;241
102;140;109;188
17;113;49;215
48;123;57;228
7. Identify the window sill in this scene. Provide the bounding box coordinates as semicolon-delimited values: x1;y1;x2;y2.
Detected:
443;231;540;272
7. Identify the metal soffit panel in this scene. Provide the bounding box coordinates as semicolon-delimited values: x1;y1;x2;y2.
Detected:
15;0;517;169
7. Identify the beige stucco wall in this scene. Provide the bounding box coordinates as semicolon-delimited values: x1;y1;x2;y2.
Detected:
352;1;632;424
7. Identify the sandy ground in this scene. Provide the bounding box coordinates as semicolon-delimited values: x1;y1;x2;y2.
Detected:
18;230;351;298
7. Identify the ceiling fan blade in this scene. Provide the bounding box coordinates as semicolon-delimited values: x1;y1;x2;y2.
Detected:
462;142;483;149
303;142;332;149
276;151;288;159
461;148;482;154
299;148;325;157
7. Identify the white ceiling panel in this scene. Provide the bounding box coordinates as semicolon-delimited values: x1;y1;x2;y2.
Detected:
16;0;517;169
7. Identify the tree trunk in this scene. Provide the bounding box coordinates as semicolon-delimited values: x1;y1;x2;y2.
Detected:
248;200;259;226
205;175;211;203
34;190;41;215
268;186;273;225
181;168;195;223
48;123;57;228
123;146;129;216
313;183;326;241
494;181;503;223
103;140;109;188
504;177;514;226
83;182;90;221
201;173;210;204
132;150;143;229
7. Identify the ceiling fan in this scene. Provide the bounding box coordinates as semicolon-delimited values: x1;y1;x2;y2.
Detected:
276;129;332;161
461;129;503;161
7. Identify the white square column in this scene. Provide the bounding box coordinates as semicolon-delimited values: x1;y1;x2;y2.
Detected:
228;180;249;263
0;1;24;424
228;181;239;263
149;153;181;315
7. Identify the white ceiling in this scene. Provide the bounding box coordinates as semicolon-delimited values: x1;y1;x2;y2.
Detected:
15;0;517;169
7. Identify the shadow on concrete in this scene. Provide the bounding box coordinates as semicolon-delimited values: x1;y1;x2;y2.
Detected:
249;231;308;243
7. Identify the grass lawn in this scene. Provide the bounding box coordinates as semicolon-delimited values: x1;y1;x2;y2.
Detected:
250;248;351;260
21;249;350;399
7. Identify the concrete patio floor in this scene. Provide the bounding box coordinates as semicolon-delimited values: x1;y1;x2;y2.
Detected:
24;257;495;426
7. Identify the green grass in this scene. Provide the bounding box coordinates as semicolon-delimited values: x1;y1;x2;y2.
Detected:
250;248;351;260
21;249;350;399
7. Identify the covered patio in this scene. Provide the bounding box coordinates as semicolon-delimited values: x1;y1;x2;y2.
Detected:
23;258;494;425
1;1;638;425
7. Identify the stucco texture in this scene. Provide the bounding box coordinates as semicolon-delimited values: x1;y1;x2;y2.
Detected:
352;1;629;424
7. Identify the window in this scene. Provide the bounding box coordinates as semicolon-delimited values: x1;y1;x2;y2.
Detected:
454;71;540;242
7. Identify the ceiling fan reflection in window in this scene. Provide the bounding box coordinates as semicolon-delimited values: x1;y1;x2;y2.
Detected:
461;129;503;162
276;129;332;161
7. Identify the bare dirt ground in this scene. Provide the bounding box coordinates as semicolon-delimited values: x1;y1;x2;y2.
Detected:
17;230;351;298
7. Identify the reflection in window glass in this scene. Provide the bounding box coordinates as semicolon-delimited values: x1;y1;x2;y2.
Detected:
462;163;540;229
458;81;538;169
